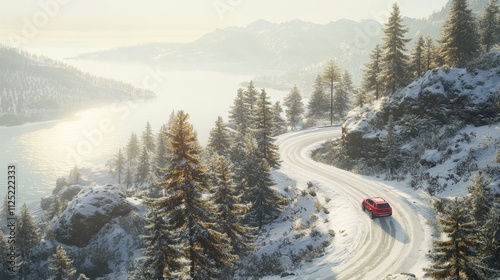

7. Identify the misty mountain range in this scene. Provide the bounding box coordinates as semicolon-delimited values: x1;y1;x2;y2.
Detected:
73;0;490;89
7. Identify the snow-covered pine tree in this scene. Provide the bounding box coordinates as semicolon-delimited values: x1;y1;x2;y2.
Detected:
410;36;426;78
210;155;254;256
283;85;304;131
424;36;438;71
334;71;352;119
440;0;480;67
135;146;150;185
160;111;236;279
208;116;232;157
240;136;286;230
255;89;281;169
109;148;126;184
141;121;156;153
126;132;141;169
362;44;383;100
124;165;133;189
482;201;500;273
229;88;251;135
467;172;494;223
380;3;410;94
271;101;287;136
424;198;494;279
69;165;81;185
307;75;329;122
479;0;499;52
48;246;76;280
244;81;259;119
0;231;10;279
1;195;8;220
155;124;169;175
322;60;341;125
17;203;41;277
139;199;188;280
48;195;61;220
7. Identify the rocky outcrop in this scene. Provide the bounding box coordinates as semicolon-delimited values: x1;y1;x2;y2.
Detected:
53;184;132;247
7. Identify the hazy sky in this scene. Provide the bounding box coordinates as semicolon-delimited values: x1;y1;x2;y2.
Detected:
0;0;449;53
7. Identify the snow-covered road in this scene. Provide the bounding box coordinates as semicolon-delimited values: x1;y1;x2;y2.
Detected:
276;126;428;280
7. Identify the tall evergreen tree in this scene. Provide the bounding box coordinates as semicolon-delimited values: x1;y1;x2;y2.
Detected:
48;246;76;280
440;0;480;67
69;165;81;185
126;132;141;168
108;148;126;184
1;195;8;220
410;36;426;78
467;172;493;223
480;0;500;52
240;136;286;230
211;155;254;255
160;111;236;279
135;146;150;185
425;198;493;279
424;36;437;71
124;165;133;189
255;90;281;169
283;85;304;131
322;60;341;125
271;101;287;136
155;124;169;174
362;45;383;100
17;204;41;277
334;72;352;119
482;201;500;272
229;88;251;135
385;111;398;179
307;75;329;121
0;231;11;279
208;116;232;157
142;121;156;153
380;3;410;94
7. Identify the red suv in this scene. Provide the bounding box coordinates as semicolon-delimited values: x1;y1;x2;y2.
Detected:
362;197;392;219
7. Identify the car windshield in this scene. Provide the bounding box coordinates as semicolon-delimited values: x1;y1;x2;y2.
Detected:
377;203;390;209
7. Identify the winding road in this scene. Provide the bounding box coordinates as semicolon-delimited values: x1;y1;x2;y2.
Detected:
276;126;427;280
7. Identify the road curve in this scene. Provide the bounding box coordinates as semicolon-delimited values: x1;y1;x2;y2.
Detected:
276;127;425;280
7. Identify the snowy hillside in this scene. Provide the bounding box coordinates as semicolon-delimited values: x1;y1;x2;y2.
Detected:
0;46;155;126
314;52;500;196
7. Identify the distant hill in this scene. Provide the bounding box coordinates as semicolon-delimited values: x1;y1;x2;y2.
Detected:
72;0;490;90
0;46;155;126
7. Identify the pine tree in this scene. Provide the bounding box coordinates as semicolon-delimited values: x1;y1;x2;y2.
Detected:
211;155;254;255
322;60;341;125
109;148;126;184
440;0;480;67
208;116;232;157
283;85;304;130
244;81;259;118
124;165;133;189
126;132;141;168
271;101;287;136
240;136;286;230
380;3;410;94
424;36;437;71
17;204;41;277
229;88;251;135
69;165;81;185
0;231;10;279
140;199;188;279
334;71;352;119
48;246;76;280
362;45;383;100
482;201;500;272
155;124;169;174
467;172;493;223
410;36;426;78
49;195;61;220
480;0;500;52
425;198;493;279
142;121;156;153
135;146;150;185
255;89;281;169
160;111;236;279
307;75;329;121
1;195;8;220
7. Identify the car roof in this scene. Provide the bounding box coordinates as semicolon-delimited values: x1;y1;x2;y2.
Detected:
369;197;388;203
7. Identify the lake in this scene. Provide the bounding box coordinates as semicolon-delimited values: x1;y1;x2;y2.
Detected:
0;59;289;215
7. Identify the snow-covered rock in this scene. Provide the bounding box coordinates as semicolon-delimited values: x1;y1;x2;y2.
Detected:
53;184;132;246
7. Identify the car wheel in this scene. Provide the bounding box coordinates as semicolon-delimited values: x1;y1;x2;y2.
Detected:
361;203;365;211
370;211;375;219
